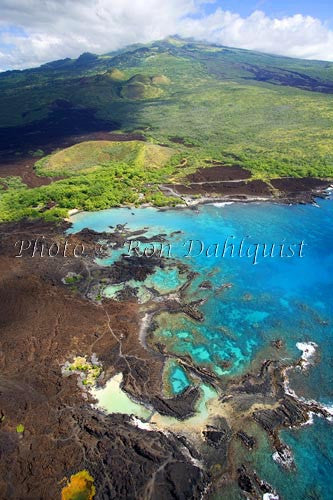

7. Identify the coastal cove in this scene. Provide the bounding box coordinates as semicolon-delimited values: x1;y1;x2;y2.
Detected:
69;196;333;500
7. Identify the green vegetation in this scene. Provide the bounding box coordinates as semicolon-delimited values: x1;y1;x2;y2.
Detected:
0;141;179;221
64;273;82;284
66;356;102;386
106;68;126;81
35;140;174;176
0;176;27;191
16;424;25;433
120;74;164;99
1;36;333;221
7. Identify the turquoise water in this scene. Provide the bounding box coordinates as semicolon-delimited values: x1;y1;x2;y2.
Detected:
144;267;183;294
102;265;185;302
168;363;190;394
70;198;333;499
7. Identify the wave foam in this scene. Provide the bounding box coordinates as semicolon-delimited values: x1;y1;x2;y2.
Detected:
211;202;234;207
296;341;318;369
263;494;280;500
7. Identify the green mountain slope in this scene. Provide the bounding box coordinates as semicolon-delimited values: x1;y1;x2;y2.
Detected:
0;36;333;220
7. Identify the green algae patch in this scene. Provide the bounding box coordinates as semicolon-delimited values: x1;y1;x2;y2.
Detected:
61;470;95;500
65;356;102;387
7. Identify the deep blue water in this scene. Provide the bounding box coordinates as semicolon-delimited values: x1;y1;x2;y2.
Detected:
245;417;333;500
70;197;333;499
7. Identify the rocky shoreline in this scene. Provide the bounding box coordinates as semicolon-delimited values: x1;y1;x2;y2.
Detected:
161;175;333;208
0;206;332;499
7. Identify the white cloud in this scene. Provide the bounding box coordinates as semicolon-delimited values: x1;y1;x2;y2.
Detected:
0;1;333;71
178;9;333;61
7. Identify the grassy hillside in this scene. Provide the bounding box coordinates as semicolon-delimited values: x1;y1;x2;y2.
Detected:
0;36;333;221
35;140;174;176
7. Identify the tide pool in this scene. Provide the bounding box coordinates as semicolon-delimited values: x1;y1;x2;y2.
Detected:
90;373;152;420
163;359;191;395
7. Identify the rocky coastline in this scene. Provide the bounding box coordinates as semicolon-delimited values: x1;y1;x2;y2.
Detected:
0;204;332;499
161;166;333;207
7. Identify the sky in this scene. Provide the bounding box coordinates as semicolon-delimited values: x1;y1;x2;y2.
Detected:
0;1;333;71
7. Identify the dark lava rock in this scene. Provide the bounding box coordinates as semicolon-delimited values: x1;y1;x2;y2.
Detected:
203;429;227;448
181;304;204;322
271;177;332;203
150;386;200;420
231;360;278;397
186;165;252;182
111;256;162;282
203;418;231;449
199;280;213;289
253;472;273;494
166;179;273;198
253;396;307;433
236;431;256;450
115;285;138;301
271;177;330;194
237;465;254;493
79;413;208;499
151;461;206;500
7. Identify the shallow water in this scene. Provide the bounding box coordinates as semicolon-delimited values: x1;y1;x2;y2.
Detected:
71;197;333;499
164;359;191;395
90;373;152;420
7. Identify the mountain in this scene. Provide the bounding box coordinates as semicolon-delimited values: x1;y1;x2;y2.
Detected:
0;36;333;221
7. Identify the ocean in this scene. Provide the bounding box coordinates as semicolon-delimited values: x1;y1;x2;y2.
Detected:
70;196;333;499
